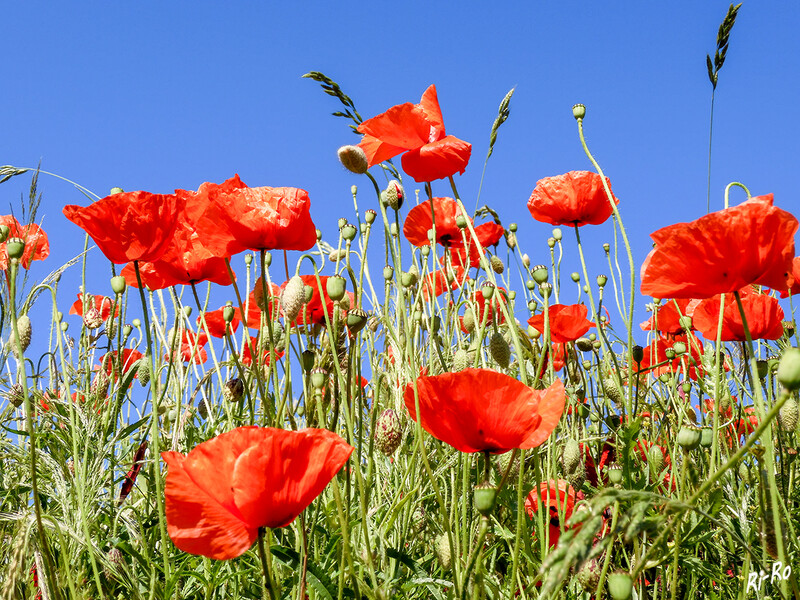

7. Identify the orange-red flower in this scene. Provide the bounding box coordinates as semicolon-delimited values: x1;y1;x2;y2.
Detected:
162;426;353;560
778;256;800;298
63;191;183;264
0;215;49;269
527;171;618;227
527;304;594;344
69;294;118;321
403;369;565;453
640;195;798;299
692;286;784;341
288;275;351;327
198;307;241;338
100;349;144;381
525;480;576;548
207;179;318;253
357;85;472;182
403;198;467;247
421;265;466;300
640;299;700;335
166;330;209;364
240;336;284;368
638;332;705;380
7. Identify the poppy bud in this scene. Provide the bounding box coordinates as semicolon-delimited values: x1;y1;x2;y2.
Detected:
346;308;369;334
223;378;244;402
109;187;124;195
83;307;103;330
577;559;601;593
374;408;403;456
383;265;394;281
561;438;581;474
381;180;404;210
281;276;307;323
576;337;592;352
337;145;369;174
310;368;327;390
7;383;24;408
777;348;800;391
6;237;25;261
648;445;664;475
138;359;151;386
389;223;399;237
607;571;632;600
474;482;497;516
222;305;235;324
10;315;31;357
505;231;517;249
111;275;126;296
532;265;548;284
0;225;9;243
364;209;377;224
463;309;476;333
779;397;799;432
489;255;504;274
672;341;686;355
489;332;510;368
434;534;452;570
570;272;580;283
453;348;469;372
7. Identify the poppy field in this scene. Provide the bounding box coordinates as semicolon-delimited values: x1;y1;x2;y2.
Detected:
2;12;800;600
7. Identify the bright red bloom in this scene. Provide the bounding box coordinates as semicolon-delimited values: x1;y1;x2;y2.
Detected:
524;480;576;548
198;307;241;338
640;195;797;299
403;197;466;247
358;85;472;183
448;222;505;269
69;294;118;321
692;286;785;341
640;299;700;334
289;275;351;327
162;426;354;560
100;349;144;381
0;215;49;269
638;332;705;380
63;191;183;264
527;171;618;227
240;336;284;368
527;304;594;344
166;330;209;365
403;369;565;453
250;278;282;324
778;256;800;298
421;265;466;300
209;180;317;253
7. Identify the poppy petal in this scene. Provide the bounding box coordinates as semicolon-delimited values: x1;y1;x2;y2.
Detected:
401;135;472;183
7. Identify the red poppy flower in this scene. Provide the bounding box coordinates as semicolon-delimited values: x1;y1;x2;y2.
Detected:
288;275;351;327
448;222;505;269
640;299;700;334
162;426;354;560
524;480;576;547
640;195;798;299
357;85;472;183
778;256;800;298
0;215;49;269
421;265;466;300
638;332;705;380
692;286;785;341
527;171;618;227
208;181;317;253
198;307;241;338
100;349;144;381
240;336;284;368
474;288;509;326
63;191;183;264
69;294;118;321
403;369;565;453
166;330;209;365
250;278;282;324
527;304;594;344
403;198;467;247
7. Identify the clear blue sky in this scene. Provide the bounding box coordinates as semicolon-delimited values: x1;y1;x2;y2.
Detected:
1;2;798;336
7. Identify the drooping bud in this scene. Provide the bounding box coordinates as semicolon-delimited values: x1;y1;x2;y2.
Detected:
374;409;403;456
138;357;151;386
10;315;32;357
490;255;505;274
6;383;24;408
462;308;476;334
647;445;664;476
576;559;601;593
575;337;593;352
453;348;469;372
337;145;369;174
489;332;510;368
281;276;307;323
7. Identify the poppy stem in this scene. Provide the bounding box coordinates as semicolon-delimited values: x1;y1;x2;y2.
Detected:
257;528;279;600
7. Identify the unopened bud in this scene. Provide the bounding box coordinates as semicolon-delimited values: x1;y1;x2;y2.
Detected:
337;145;369;174
381;180;404;210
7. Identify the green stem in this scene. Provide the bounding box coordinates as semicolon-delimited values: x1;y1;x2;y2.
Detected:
257;528;279;600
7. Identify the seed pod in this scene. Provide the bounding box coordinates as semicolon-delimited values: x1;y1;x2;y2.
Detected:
223;378;245;402
607;571;633;600
10;315;31;357
6;383;25;408
374;409;403;456
648;445;664;476
138;359;151;386
434;534;452;571
677;425;701;451
281;275;307;322
474;483;497;516
561;438;581;474
777;348;800;391
489;332;510;368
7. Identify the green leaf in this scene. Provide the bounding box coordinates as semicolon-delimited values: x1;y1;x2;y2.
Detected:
270;545;338;600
